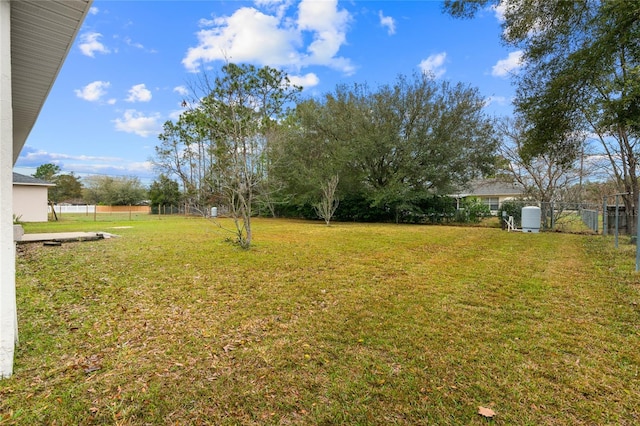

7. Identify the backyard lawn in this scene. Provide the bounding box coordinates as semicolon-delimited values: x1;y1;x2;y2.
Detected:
1;215;639;425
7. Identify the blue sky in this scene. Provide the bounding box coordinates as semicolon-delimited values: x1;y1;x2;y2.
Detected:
14;0;521;183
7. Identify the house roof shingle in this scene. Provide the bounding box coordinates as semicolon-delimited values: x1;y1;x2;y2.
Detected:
454;178;524;198
13;172;55;186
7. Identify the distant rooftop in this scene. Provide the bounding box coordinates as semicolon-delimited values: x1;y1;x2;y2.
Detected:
454;178;524;197
13;172;55;187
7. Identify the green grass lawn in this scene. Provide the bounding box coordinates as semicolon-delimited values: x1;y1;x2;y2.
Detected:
2;216;639;425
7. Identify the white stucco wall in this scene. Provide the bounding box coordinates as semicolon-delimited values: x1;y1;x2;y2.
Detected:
13;185;50;222
0;0;18;378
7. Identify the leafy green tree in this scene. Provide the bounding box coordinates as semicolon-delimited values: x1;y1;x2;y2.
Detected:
82;176;103;205
444;0;640;230
33;163;60;182
268;97;354;214
273;73;497;221
50;173;82;203
149;174;181;211
205;64;301;248
83;175;147;206
156;63;301;248
33;164;82;203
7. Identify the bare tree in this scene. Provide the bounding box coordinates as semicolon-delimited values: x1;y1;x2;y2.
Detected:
498;117;587;228
315;174;340;225
499;118;582;201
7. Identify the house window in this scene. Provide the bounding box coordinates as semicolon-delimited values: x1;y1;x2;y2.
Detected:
483;197;499;211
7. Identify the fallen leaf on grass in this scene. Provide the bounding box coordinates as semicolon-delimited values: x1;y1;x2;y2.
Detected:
478;406;496;418
84;366;101;374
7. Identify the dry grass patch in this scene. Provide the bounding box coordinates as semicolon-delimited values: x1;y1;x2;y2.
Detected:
1;217;639;424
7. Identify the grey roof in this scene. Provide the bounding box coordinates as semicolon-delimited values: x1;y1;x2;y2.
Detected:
455;179;524;197
11;0;93;164
13;172;55;187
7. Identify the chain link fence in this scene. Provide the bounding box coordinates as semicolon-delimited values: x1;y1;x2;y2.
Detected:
149;199;638;236
150;204;230;217
498;199;640;236
498;200;605;233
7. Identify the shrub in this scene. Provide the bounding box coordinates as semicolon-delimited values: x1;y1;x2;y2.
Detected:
498;200;523;227
455;197;490;223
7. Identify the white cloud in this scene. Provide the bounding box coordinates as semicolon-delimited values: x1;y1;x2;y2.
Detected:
484;95;508;107
75;81;111;102
124;37;144;49
168;109;184;121
254;0;291;18
125;84;152;103
183;8;299;72
254;0;288;7
64;160;155;181
68;162;154;179
418;52;447;78
113;110;162;138
491;3;506;22
379;11;396;35
78;32;110;57
16;147;123;167
182;0;354;75
118;160;153;175
89;6;99;16
198;17;217;27
297;0;353;72
173;86;189;96
15;148;156;181
491;50;524;77
289;72;319;89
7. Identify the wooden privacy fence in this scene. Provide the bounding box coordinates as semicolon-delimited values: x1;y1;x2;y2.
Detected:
96;205;150;213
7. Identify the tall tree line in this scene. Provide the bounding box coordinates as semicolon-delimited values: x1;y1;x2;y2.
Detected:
270;73;497;222
154;66;498;239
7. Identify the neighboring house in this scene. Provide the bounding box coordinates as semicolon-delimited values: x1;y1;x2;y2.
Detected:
453;179;525;213
12;172;54;222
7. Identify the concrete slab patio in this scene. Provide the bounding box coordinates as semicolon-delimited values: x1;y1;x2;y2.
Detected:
18;232;118;244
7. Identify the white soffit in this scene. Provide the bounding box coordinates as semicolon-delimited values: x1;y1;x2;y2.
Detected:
10;0;92;164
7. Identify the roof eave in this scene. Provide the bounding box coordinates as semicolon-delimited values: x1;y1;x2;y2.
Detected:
14;182;55;187
11;0;93;164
